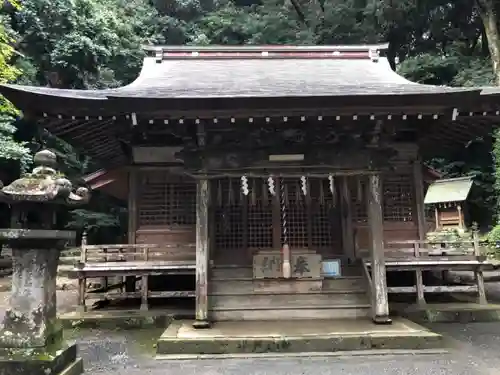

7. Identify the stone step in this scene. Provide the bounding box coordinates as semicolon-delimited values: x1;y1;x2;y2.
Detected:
211;264;361;279
209;305;372;321
156;319;445;357
210;277;366;295
210;290;369;309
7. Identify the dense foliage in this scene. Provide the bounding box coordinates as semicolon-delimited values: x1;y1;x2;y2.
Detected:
1;0;500;238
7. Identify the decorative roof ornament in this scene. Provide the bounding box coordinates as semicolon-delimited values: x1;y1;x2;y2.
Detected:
0;149;91;205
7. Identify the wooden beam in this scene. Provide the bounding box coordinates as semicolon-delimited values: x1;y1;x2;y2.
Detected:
193;178;211;328
366;174;391;324
340;176;355;262
412;159;426;241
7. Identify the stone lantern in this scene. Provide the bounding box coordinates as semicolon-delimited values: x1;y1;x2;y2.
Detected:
0;149;90;375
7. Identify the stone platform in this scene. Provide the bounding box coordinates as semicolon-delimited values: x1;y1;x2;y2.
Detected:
156;318;443;359
59;308;193;329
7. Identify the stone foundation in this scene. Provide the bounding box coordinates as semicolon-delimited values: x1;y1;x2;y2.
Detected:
0;343;82;375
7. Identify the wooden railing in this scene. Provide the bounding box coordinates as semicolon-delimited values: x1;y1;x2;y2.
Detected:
79;243;196;264
363;236;490;306
73;241;196;312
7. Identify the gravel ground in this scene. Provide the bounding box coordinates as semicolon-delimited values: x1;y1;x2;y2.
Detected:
3;283;500;374
73;322;500;375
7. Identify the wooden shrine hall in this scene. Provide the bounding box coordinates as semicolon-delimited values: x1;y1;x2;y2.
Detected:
1;44;499;328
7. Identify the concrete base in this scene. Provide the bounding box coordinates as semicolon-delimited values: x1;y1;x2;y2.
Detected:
0;343;83;375
156;318;443;358
401;303;500;323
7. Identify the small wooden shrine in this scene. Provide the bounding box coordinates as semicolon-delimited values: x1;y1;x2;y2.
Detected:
0;44;498;328
424;176;474;231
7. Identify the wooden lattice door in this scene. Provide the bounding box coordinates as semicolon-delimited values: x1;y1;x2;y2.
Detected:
212;177;343;265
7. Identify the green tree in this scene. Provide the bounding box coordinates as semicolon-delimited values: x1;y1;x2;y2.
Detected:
0;1;31;172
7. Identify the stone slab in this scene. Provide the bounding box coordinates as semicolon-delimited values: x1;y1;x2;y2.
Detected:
253;251;322;279
59;308;193;329
156;318;443;357
401;302;500;323
0;343;82;375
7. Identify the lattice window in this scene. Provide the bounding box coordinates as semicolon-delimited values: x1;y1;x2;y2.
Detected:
138;172;196;226
279;178;338;249
310;179;338;248
213;178;244;250
247;178;273;248
383;174;413;222
350;177;367;223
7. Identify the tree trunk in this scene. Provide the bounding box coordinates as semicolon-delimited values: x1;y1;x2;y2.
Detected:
476;0;500;85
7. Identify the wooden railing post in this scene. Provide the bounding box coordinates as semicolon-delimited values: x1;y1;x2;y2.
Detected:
80;231;87;263
473;230;487;305
413;242;426;306
193;178;211;329
366;174;390;324
78;230;88;312
412;160;426;240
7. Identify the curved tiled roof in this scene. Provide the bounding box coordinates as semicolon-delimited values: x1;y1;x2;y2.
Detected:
0;44;481;105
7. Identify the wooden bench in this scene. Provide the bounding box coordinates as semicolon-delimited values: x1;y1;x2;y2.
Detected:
362;235;491;306
73;243;196;312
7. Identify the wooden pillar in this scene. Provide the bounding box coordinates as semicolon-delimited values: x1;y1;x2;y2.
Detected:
457;204;464;230
473;230;487;305
128;168;138;244
412;160;426;240
434;206;440;231
340;176;355;262
193;178;211;328
126;168;138;293
366;174;391;324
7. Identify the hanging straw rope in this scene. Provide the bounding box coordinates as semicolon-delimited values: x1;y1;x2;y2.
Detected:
281;178;288;245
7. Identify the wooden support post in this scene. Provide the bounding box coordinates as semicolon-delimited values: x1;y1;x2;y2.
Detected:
193;178;211;329
366;174;391;324
413;160;426;241
340;176;355;262
457;204;464;230
413;242;426;306
77;278;86;313
434;207;440;231
125;169;138;293
140;275;149;311
473;230;487;305
77;231;87;313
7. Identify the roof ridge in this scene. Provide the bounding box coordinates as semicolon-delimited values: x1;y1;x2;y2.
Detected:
144;44;389;63
143;44;390;53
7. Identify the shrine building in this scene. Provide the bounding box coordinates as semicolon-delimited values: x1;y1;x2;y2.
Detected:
0;44;498;327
